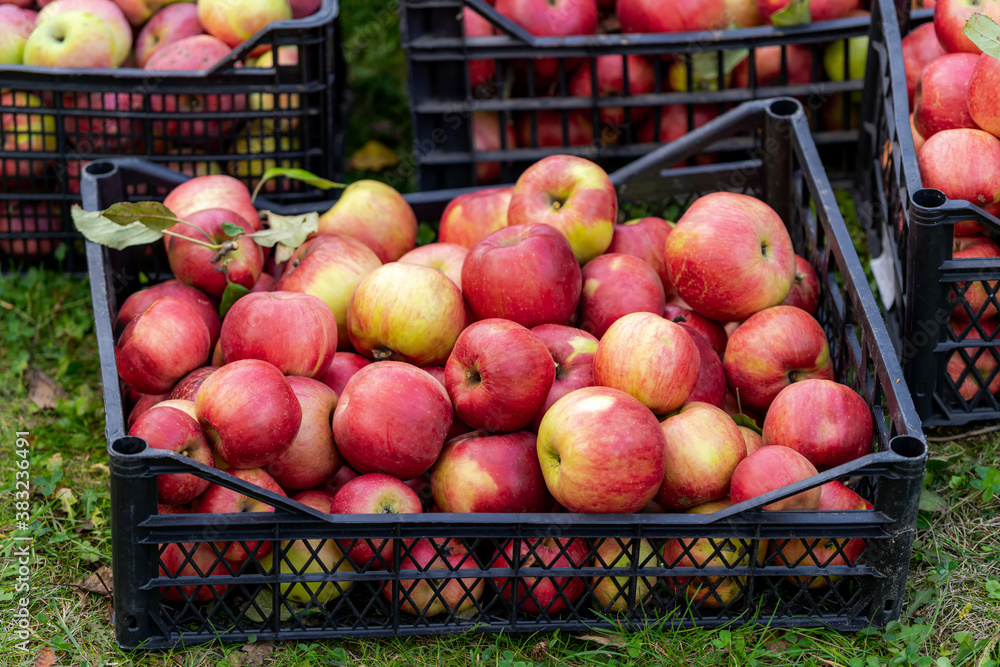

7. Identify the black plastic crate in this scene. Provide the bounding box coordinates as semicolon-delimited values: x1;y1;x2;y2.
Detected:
398;0;913;191
83;98;925;649
856;0;1000;426
0;0;347;273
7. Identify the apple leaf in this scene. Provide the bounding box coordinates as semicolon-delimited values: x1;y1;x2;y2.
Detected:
771;0;812;26
252;211;319;264
251;168;346;202
732;413;762;434
918;489;949;513
71;206;165;250
416;222;436;247
220;221;245;239
965;13;1000;61
102;201;180;232
219;281;251;318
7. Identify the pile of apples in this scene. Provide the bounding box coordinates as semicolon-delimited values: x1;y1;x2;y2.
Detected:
117;152;877;614
901;0;1000;401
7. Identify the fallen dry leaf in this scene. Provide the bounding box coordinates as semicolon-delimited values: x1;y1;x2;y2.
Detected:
347;140;399;172
576;633;626;648
531;640;549;660
28;369;67;410
74;566;113;597
238;643;275;666
34;648;57;667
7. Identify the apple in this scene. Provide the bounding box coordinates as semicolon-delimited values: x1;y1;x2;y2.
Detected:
679;325;726;407
333;362;452;479
129;401;213;505
159;533;230;602
465;7;495;92
331;472;422;569
347;263;466;366
590;538;657;613
113;0;192;26
265;377;340;491
22;12;117;67
568;55;656;126
116;297;211;395
725;0;763;25
316;351;371;396
423;367;476;441
323;465;358;496
822;11;869;82
968;53;1000;139
398;243;468;290
605;217;674;297
618;0;725;32
169;366;216;401
948;318;1000;400
537;386;666;512
593;312;700;414
431;430;553;512
918;130;1000;234
163;174;261;233
259;489;353;604
733;44;814;88
724;305;834;412
579;253;666;339
0;6;34;64
288;0;319;18
934;0;1000;54
166;208;264;298
517;110;595;148
493;0;597;87
495;537;589;614
912;53;980;139
902;23;947;108
211;340;224;367
190;467;287;565
438;187;512;248
779;255;820;314
730;446;821;511
739;426;763;455
472;111;518;185
198;0;291;56
756;0;859;22
35;0;132;67
528;324;598;430
386;538;485;616
276;234;382;349
134;3;202;67
0;202;62;260
445;318;554;432
1;92;56;180
666;192;796;322
127;392;170;431
247;47;301;132
637;104;717;147
114;279;220;347
317;180;417;263
663;302;728;360
195;359;302;469
462;223;582;328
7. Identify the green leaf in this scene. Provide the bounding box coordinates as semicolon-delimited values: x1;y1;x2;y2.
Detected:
687;49;749;90
221;221;245;239
965;13;1000;60
918;489;949;513
252;211;319;264
71;206;164;250
251;168;345;202
416;222;436;247
219;281;252;318
103;201;180;232
771;0;811;26
732;413;762;434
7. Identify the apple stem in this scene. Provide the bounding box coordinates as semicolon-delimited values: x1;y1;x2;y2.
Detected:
372;347;395;360
161;229;222;251
210;240;239;264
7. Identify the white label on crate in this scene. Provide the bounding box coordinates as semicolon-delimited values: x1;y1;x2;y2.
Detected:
870;224;897;311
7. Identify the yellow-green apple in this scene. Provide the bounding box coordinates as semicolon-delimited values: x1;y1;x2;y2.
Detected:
579;253;666;338
347;263;466;366
163;174;261;233
129;401;213;505
733;44;813;87
276;235;382;349
198;0;291;55
618;0;725;32
780;255;820;314
333;362;452;478
913;54;980;139
663;498;763;608
398;243;468;290
663;302;728;360
593;312;700;414
430;430;553;512
528;324;598;430
590;538;656;613
127;392;170;430
508;155;616;264
134;3;203;67
637;104;717;148
952;236;1000;321
113;0;193;27
568;55;656;126
331;472;422;569
947;318;1000;400
919;131;1000;238
822;10;869;82
537;386;666;512
493;0;597;87
517;109;595;148
248;47;300;130
769;481;872;588
465;7;495;91
902;23;947;107
666;192;795;322
0;6;34;64
34;0;132;67
259;489;353;604
190;466;287;564
423;366;475;441
657;402;745;510
227;126;302;193
159;527;230;602
169;366;216;401
1;92;56;179
116;297;211;394
316;351;371;395
473;111;518;185
445;318;554;432
968;53;1000;139
763;379;873;468
195;359;302;468
756;0;859;22
115;279;220;347
494;537;589;614
729;446;821;510
166;208;264;298
723;305;834;412
934;0;1000;53
265;377;339;491
606;216;674;297
462;224;582;328
220;291;337;377
678;325;726;407
386;538;484;616
317;180;417;263
739;425;763;455
438;187;512;248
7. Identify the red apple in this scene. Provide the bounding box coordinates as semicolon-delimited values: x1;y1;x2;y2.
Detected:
159;535;230;603
618;0;725;32
163;174;261;232
493;0;597;86
968;52;1000;139
605;216;674;297
663;302;728;360
756;0;859;22
333;362;452;479
438;187;513;248
495;537;589;614
332;472;422;569
725;0;764;25
517;109;595;148
590;538;657;612
169;366;216;401
127;392;170;430
579;252;667;338
679;324;726;408
528;324;598;430
508;155;616;264
166;208;264;298
250;273;276;292
445;318;555;432
130;401;213;505
730;446;821;511
316;352;371;396
912;53;980;139
473;111;518;185
780;254;820;315
739;425;763;455
568;55;656;126
386;538;485;616
902;23;947;108
637;104;717;146
265;377;340;491
317;180;417;263
912;112;927;153
593;312;700;414
934;0;1000;54
323;465;358;496
398;243;468;290
423;367;476;441
465;7;495;91
134;3;204;67
723;305;834;413
919;130;1000;236
733;45;814;89
948;317;1000;400
115;280;220;347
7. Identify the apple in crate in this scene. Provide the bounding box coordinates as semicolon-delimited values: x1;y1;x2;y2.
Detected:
386;538;484;617
30;0;132;67
134;3;203;67
730;446;821;511
969;53;1000;139
332;473;422;569
517;110;595;149
431;431;553;513
948;318;1000;400
473;111;519;185
618;0;725;32
130;401;213;505
578;254;665;339
464;7;495;90
0;6;34;65
196;359;302;469
163;174;262;233
495;537;589;615
259;489;354;605
318;180;417;263
493;0;597;87
568;55;656;126
159;512;231;603
733;45;814;87
127;392;170;431
663;303;728;360
933;0;1000;54
679;325;726;408
902;23;946;107
1;92;57;180
780;255;820;315
398;243;468;290
508;155;616;264
116;297;211;395
912;54;980;139
324;465;358;496
739;426;763;456
170;367;216;401
528;324;598;430
920;129;1000;234
590;538;657;613
438;187;512;249
198;0;290;55
316;352;371;396
115;279;220;347
266;377;340;492
606;217;674;297
462;224;582;328
756;0;859;22
537;386;665;513
166;209;264;298
950;235;1000;319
